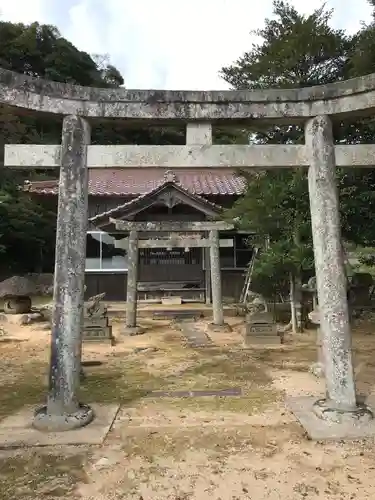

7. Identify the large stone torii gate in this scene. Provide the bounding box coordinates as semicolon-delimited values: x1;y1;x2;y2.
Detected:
3;67;375;438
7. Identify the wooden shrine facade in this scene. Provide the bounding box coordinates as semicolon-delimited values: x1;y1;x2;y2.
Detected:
86;171;254;303
112;220;233;330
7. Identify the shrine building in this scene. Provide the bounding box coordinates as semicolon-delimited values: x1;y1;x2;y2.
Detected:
24;167;254;303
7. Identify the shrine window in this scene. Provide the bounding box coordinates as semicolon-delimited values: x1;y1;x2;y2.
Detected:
234;234;253;269
217;234;254;270
219;245;235;268
85;231;128;271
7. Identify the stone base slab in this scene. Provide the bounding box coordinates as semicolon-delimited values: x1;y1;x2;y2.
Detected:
0;403;119;449
33;403;94;432
207;322;232;333
123;325;145;336
286;396;375;441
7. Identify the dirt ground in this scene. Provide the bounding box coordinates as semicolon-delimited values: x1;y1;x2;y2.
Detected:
1;316;375;499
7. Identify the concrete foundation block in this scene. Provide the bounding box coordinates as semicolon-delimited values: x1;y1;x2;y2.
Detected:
286;396;375;441
244;335;281;346
0;403;119;448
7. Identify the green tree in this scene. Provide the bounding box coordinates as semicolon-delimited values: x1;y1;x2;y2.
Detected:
336;1;375;249
92;54;124;87
221;1;353;330
0;169;56;273
0;20;126;274
0;22;114;86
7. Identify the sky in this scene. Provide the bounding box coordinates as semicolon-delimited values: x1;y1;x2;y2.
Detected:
0;0;372;90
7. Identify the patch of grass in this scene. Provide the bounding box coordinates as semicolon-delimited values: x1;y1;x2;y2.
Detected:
172;351;271;389
252;346;317;368
80;352;279;413
79;362;164;405
121;427;253;462
0;452;87;499
0;359;165;419
147;387;280;414
0;374;46;419
0;382;45;418
0;340;284;423
120;421;298;465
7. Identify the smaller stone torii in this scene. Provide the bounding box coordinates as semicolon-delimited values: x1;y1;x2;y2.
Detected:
111;220;234;335
4;67;375;439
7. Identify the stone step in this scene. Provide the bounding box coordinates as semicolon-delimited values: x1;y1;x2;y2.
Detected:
152;310;205;320
177;322;214;348
106;306;238;319
244;335;281;346
83;326;114;345
246;329;278;336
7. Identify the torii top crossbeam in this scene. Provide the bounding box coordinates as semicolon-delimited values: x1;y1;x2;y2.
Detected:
1;67;375;123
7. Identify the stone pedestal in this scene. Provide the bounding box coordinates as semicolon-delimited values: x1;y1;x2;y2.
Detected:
308;309;324;378
83;293;114;345
244;311;280;346
82;294;114;344
83;316;114;345
33;115;93;432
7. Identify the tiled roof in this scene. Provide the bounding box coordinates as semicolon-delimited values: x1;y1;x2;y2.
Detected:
24;168;246;197
89;170;222;226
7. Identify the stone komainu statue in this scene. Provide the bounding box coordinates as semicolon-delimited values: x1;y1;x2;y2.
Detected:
307;276;316;291
85;292;107;317
245;292;268;315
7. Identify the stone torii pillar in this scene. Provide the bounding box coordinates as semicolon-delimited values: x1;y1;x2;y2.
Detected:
124;229;144;335
208;229;231;332
305;115;372;423
204;243;212;305
33;115;94;431
186;123;213;306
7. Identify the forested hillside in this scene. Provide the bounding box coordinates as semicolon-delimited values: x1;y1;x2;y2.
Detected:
0;21;186;274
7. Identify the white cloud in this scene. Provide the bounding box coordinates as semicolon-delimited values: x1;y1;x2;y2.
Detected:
0;0;49;25
0;0;373;89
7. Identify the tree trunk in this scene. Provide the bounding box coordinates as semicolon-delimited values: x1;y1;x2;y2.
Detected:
290;274;298;334
292;222;304;333
294;273;303;332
